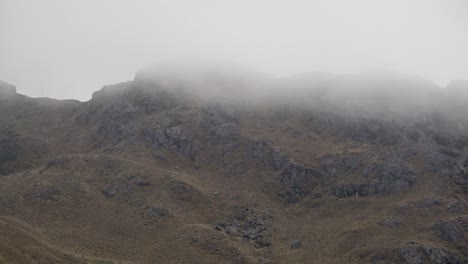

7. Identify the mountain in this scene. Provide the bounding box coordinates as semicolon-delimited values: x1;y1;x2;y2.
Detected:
0;67;467;264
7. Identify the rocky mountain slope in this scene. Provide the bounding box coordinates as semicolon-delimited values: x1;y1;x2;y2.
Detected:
0;66;467;264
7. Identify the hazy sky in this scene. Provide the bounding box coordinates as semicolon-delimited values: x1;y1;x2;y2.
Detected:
1;0;467;101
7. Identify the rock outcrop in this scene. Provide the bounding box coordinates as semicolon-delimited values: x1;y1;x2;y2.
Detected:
432;219;465;243
399;242;462;264
214;206;272;248
331;161;418;198
272;150;324;202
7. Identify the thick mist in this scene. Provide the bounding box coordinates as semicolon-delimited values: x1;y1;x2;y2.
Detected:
1;0;468;100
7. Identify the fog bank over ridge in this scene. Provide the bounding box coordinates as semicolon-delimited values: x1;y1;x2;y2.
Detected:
1;0;467;100
79;61;468;126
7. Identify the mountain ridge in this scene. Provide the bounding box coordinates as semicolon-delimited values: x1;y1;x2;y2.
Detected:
0;67;467;263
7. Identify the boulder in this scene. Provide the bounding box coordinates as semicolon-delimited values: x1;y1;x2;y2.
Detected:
254;237;272;248
168;181;195;202
398;197;443;214
24;187;61;202
413;197;443;209
101;183;120;198
133;177;151;186
399;242;462;264
290;240;302;249
332;183;374;198
433;220;464;243
378;217;401;228
143;206;170;222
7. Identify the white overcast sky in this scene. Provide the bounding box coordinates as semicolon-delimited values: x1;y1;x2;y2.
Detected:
1;0;467;100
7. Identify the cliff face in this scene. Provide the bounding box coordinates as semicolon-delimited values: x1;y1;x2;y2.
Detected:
0;70;467;264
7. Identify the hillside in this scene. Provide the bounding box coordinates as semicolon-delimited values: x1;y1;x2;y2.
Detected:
0;67;467;264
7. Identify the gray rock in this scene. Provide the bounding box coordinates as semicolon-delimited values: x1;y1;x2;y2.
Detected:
101;183;119;198
25;187;61;202
210;122;240;148
148;126;201;161
433;220;464;242
246;140;273;160
331;161;418;199
249;139;329;202
273;149;324;202
447;201;468;214
332;183;373;198
398;197;443;214
399;242;462;264
378;217;401;227
413;197;443;209
225;225;240;236
456;216;468;232
215;206;272;244
133;177;151;186
254;237;272;248
143;206;170;221
363;162;418;194
290;240;302;249
168;181;195;202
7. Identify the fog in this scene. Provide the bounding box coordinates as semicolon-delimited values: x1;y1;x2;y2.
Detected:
1;0;468;101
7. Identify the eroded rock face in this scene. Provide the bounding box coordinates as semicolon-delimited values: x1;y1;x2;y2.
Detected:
139;110;240;161
399;242;462;264
246;140;272;161
148;125;202;160
96;101;139;144
331;162;418;198
363;162;418;193
209;122;240;152
333;117;409;145
272;150;324;202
